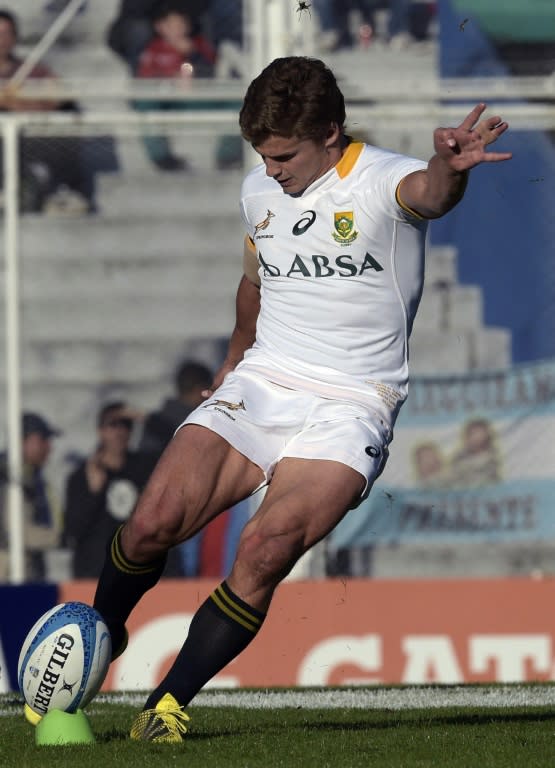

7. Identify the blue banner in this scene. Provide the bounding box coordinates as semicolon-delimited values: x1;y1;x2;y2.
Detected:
0;584;57;693
332;359;555;547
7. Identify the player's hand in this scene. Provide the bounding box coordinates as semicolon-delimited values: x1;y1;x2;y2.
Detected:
433;103;512;171
201;362;235;399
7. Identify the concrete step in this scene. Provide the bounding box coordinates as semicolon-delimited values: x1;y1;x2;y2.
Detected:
1;339;186;385
0;315;509;385
416;283;483;331
103;132;242;182
5;257;243;299
409;326;511;373
2;217;458;307
425;245;458;285
13;292;235;341
3;248;453;300
0;334;228;473
0;337;225;385
472;327;512;369
16;173;242;228
0;323;509;387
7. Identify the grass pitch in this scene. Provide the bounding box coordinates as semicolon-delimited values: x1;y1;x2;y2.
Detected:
2;685;555;767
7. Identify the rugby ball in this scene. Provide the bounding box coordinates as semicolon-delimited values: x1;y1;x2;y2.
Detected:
18;601;111;718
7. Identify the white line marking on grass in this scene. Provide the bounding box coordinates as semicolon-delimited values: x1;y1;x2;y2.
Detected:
92;685;555;711
4;685;555;719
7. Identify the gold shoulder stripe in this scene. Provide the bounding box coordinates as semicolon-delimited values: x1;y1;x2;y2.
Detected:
336;142;364;179
395;180;425;220
210;585;262;633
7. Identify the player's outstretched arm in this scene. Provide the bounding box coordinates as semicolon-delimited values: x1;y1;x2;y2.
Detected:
398;103;512;219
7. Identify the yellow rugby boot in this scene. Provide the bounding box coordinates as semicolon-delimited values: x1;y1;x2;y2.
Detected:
129;692;190;743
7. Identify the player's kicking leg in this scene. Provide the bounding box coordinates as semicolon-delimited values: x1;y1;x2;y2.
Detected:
128;456;364;743
91;424;263;741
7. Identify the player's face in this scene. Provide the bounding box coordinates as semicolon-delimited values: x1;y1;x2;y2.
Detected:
254;129;341;195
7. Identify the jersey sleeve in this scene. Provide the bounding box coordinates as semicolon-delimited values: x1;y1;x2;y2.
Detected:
365;153;428;222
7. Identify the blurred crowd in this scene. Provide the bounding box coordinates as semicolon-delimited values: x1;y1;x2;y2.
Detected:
0;0;436;213
0;0;437;582
312;0;436;52
0;358;251;583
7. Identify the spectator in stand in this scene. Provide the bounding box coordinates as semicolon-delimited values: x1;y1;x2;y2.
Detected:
107;1;243;172
205;0;245;170
63;401;166;579
206;0;242;51
0;411;63;582
0;8;100;213
139;359;213;456
134;2;216;171
107;0;156;75
107;1;205;75
312;0;340;52
388;0;436;48
328;0;378;50
314;1;435;51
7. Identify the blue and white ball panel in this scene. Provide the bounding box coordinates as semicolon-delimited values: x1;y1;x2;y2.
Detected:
17;601;111;716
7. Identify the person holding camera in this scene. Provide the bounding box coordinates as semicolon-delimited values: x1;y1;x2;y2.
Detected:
63;401;157;579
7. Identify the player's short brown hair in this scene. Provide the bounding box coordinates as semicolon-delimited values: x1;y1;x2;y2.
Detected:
239;56;346;146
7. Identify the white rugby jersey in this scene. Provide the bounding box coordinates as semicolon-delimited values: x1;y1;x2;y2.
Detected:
238;141;428;428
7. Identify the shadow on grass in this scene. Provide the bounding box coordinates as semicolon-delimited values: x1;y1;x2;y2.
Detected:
96;729;131;744
310;710;555;730
184;707;555;742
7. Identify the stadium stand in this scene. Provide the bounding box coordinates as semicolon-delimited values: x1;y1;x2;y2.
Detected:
0;1;523;581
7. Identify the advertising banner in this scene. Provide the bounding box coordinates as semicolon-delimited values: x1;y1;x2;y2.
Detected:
332;359;555;548
61;578;555;689
0;584;57;693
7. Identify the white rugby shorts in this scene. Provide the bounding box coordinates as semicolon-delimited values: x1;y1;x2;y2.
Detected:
182;369;391;501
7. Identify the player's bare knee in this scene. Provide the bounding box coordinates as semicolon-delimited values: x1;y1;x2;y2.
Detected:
237;526;303;584
127;493;188;555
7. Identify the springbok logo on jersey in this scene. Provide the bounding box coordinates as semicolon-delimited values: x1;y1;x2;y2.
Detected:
332;211;358;244
214;399;245;411
203;398;246;422
254;209;275;236
203;399;246;411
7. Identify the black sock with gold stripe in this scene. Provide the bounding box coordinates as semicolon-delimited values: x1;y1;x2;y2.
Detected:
144;580;266;709
93;525;166;655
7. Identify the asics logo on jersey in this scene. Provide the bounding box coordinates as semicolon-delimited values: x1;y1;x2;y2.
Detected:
258;250;383;278
292;210;316;235
254;209;275;235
